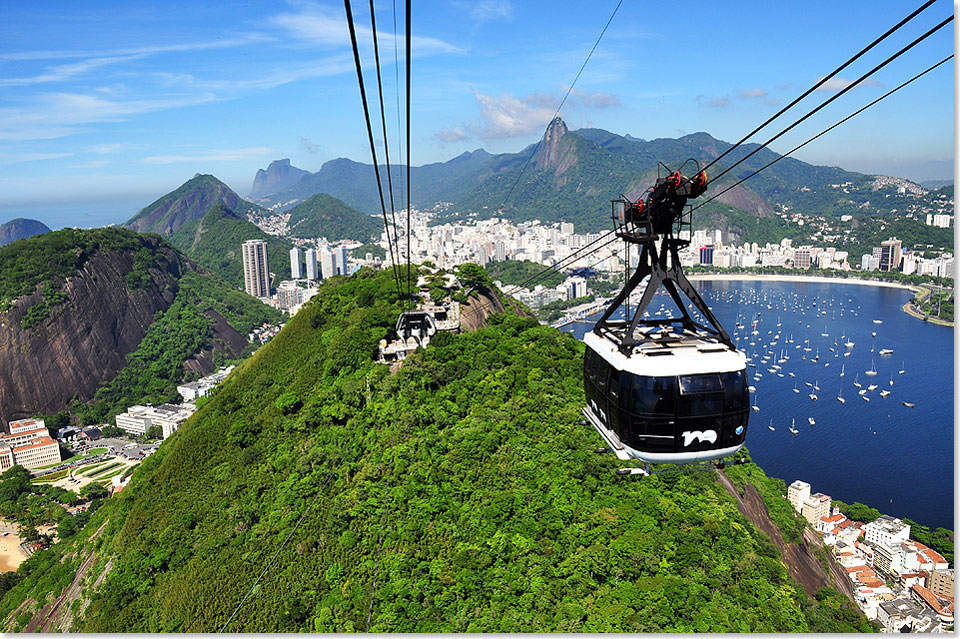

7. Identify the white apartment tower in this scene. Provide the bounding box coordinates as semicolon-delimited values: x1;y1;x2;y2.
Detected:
320;247;336;279
787;480;811;513
290;247;303;279
242;239;270;298
305;248;319;281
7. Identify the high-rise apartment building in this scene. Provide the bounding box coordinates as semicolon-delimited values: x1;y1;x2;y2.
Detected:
320;247;336;279
880;238;902;272
305;248;319;281
242;239;270;298
290;248;303;279
335;245;348;275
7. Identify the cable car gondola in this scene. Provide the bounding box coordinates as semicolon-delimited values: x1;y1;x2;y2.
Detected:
582;166;750;475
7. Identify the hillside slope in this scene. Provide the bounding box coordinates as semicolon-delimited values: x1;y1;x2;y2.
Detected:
0;218;51;247
125;174;267;236
169;204;293;288
0;268;870;632
286;193;381;241
0;228;280;424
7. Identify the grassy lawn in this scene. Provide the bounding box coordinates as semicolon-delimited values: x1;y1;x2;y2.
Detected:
89;463;124;479
76;462;108;477
30;469;69;483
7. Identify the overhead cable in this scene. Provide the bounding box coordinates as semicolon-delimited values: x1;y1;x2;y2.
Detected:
344;0;403;298
691;54;954;214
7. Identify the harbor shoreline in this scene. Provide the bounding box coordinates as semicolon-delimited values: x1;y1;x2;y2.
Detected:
686;272;920;292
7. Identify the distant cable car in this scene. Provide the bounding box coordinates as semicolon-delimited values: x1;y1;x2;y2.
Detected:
582;164;750;476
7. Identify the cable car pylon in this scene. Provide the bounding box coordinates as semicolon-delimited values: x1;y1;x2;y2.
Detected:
582;164;750;477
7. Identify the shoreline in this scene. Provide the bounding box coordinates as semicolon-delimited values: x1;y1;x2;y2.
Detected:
686;272;920;292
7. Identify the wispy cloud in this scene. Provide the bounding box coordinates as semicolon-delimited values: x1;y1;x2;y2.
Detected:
269;2;461;54
814;76;882;92
435;126;470;143
155;54;356;93
696;94;729;109
469;90;558;139
142;147;275;164
451;0;512;22
0;92;217;141
0;35;274;87
737;88;767;99
300;137;321;153
0;152;72;166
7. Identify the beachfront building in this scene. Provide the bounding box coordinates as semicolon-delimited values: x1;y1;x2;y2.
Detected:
787;480;811;513
0;419;61;470
864;515;911;549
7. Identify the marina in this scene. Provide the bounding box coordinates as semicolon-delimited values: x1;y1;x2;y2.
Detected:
563;278;954;529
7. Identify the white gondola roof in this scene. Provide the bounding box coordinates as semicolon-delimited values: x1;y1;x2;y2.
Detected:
585;327;746;376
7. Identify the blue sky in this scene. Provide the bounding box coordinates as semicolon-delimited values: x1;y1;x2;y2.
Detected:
0;0;954;228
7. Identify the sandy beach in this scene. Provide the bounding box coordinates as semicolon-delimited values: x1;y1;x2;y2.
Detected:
0;520;25;572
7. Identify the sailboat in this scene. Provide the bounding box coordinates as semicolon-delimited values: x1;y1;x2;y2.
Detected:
840;364;845;377
789;419;799;435
793;382;800;394
865;360;878;377
903;401;915;408
808;417;816;425
853;373;861;388
837;386;845;403
888;373;894;387
899;361;905;375
768;419;775;432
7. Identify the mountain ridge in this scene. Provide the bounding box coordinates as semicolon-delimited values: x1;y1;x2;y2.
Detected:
0;218;51;247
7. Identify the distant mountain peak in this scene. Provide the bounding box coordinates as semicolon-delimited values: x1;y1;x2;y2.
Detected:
0;218;51;247
534;117;572;171
249;158;310;199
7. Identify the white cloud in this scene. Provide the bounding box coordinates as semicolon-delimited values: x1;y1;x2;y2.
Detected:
435;126;470;143
0;152;72;166
469;90;556;139
300;137;321;153
0;92;217;141
737;88;768;99
814;76;882;92
696;94;729;109
451;0;512;22
142;147;276;164
269;3;461;55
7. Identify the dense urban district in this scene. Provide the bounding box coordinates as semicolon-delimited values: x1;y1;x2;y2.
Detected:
0;122;953;631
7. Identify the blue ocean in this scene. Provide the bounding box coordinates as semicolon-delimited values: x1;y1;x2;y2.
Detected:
563;278;955;531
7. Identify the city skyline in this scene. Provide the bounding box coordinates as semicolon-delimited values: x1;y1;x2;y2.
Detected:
0;1;953;227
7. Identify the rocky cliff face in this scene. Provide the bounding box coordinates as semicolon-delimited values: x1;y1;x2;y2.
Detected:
0;241;252;424
533;117;577;175
0;242;183;424
249;159;310;199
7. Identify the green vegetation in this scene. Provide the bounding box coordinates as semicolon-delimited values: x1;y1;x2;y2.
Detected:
0;267;869;632
724;462;806;544
0;227;161;312
89;463;124;479
351;243;386;260
125;174;267;236
0;467;83;529
286;193;381;241
914;287;953;323
169;204;293;289
75;270;281;424
484;259;565;289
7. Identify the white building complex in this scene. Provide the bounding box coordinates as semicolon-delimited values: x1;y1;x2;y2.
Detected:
115;404;197;439
0;418;61;470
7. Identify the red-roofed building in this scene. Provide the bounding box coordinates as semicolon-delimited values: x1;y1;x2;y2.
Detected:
910;583;954;629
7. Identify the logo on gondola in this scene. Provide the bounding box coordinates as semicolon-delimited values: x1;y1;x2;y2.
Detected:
736;425;744;435
681;430;718;447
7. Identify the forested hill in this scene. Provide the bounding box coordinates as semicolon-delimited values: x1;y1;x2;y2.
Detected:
169;204;293;289
124;174;267;237
0;227;280;425
2;266;870;632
